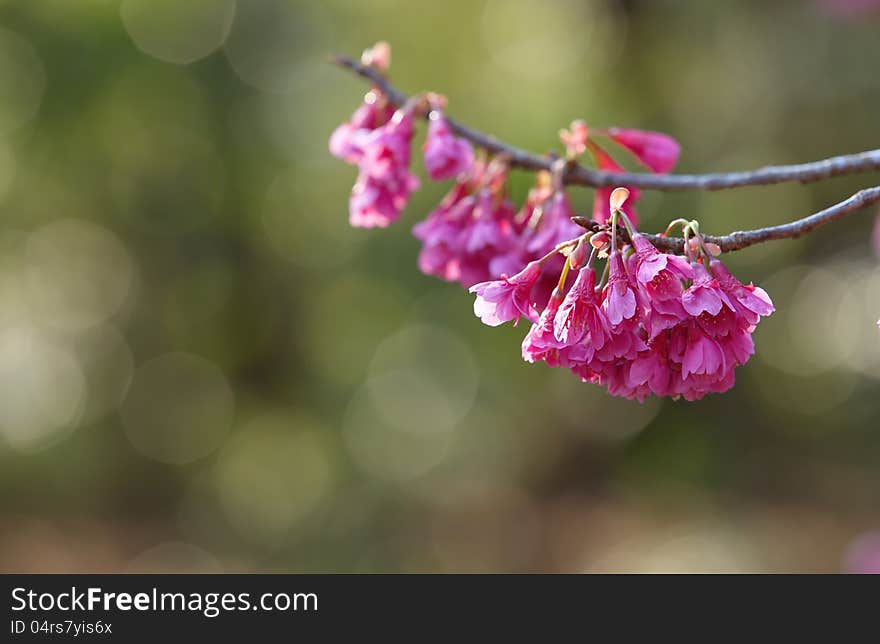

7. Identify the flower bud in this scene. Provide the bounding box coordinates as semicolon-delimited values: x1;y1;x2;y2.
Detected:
609;187;630;212
590;231;610;250
568;238;588;270
362;41;391;69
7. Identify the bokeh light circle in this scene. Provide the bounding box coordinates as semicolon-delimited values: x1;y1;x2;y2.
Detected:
120;0;236;65
214;416;335;547
0;327;86;452
0;27;46;134
25;219;135;333
344;325;479;482
223;0;328;93
758;264;860;376
73;324;134;425
120;352;234;464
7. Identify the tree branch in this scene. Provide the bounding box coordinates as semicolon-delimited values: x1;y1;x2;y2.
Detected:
332;54;880;191
572;187;880;253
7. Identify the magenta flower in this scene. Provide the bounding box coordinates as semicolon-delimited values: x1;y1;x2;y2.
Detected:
525;190;581;256
349;171;419;228
559;119;589;157
359;109;415;181
681;323;727;380
424;113;474;180
553;267;610;349
681;264;736;319
602;253;639;326
626;335;673;398
522;291;571;367
470;261;542;327
349;108;419;228
329;95;393;164
413;160;521;287
607;127;681;174
645;296;689;339
709;258;775;327
631;233;693;300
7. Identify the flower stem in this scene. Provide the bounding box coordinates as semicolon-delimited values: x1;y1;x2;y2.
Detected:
556;255;572;293
663;218;690;237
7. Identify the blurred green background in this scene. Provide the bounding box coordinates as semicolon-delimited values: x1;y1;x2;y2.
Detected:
1;0;879;573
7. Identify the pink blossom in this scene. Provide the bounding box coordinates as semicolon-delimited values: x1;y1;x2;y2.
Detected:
522;291;571;367
626;335;673;398
469;261;542;327
524;190;581;256
607;127;681;174
553;267;610;349
359;109;415;181
350;171;419;228
644;296;689;339
631;233;693;300
413;161;520;286
361;41;391;69
329;95;393;164
424;113;474;180
559;119;589;157
349;108;419;228
602;253;639;326
709;258;775;327
681;264;736;318
681;323;727;380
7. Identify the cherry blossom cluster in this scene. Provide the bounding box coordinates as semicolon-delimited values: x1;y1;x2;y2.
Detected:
470;191;774;401
328;43;775;401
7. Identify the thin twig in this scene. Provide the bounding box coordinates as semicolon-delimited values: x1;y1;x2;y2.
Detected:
572;187;880;253
332;54;880;191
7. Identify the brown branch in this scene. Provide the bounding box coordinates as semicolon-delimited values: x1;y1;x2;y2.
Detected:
572;187;880;253
332;54;880;191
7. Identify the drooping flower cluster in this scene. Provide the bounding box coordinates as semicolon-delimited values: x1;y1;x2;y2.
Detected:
328;43;776;401
469;190;774;401
329;44;679;283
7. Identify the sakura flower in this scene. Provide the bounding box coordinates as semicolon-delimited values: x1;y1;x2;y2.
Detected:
709;258;775;327
424;113;475;180
359;108;415;181
414;160;520;286
559;119;589;157
681;263;736;319
329;93;393;164
626;335;673;398
631;233;693;300
469;261;542;327
607;127;681;174
553;267;610;348
680;324;727;380
349;107;419;228
602;253;639;326
644;296;690;339
361;41;391;69
525;190;581;255
522;291;573;368
350;171;419;228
